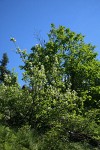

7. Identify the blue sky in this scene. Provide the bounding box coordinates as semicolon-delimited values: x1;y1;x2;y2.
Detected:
0;0;100;85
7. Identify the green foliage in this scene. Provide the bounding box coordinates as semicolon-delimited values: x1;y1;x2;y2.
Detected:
0;125;40;150
0;125;16;150
0;83;33;127
0;24;100;149
0;53;17;85
0;53;10;83
17;24;100;109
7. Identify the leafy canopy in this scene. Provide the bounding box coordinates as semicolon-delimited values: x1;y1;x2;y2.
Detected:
0;24;99;149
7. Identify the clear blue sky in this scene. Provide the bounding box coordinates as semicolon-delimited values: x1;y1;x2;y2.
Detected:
0;0;100;85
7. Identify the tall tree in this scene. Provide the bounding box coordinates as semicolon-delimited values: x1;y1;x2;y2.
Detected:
0;53;17;85
0;53;10;83
17;24;100;110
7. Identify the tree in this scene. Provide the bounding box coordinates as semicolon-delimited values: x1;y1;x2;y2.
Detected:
10;25;98;135
17;24;100;109
0;24;98;148
0;53;17;85
0;53;10;84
